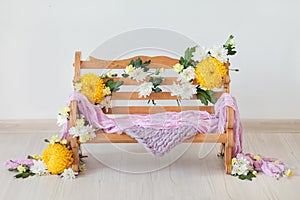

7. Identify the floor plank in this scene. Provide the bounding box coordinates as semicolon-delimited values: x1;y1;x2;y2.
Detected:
0;120;299;200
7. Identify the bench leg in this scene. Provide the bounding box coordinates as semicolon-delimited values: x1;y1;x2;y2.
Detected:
224;143;232;174
69;136;80;172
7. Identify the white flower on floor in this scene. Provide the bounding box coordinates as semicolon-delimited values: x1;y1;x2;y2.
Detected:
100;96;112;112
170;82;183;97
209;46;228;62
231;157;250;176
30;160;48;176
195;46;208;62
138;82;154;98
60;168;77;180
180;83;197;99
177;66;196;83
130;68;148;82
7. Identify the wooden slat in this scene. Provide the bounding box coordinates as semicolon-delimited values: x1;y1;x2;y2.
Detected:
110;77;178;85
111;91;223;100
86;132;227;143
81;55;179;69
105;106;215;114
111;92;179;100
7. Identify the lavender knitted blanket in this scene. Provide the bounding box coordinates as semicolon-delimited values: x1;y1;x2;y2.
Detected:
124;126;198;156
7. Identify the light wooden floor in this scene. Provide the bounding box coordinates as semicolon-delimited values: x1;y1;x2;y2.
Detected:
0;119;299;200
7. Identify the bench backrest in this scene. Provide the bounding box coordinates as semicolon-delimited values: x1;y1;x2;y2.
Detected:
73;52;231;115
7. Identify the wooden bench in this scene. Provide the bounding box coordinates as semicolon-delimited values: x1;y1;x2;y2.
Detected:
68;51;234;174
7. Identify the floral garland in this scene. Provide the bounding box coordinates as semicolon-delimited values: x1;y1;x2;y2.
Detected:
121;58;165;105
169;35;237;105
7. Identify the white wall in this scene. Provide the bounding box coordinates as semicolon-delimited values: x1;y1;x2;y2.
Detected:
0;0;299;119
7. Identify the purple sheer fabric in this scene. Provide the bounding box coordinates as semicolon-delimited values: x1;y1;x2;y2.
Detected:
61;91;242;157
60;91;292;178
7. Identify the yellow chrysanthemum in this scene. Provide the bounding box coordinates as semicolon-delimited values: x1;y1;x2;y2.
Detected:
195;56;228;90
94;79;105;104
42;143;73;175
79;73;101;104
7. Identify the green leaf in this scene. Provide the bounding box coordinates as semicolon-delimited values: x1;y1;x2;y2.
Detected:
184;46;196;62
105;79;114;87
15;173;24;178
150;77;164;87
179;57;185;65
176;99;181;106
122;73;129;78
151;100;156;105
44;139;50;143
135;57;142;67
238;172;256;181
129;60;135;66
199;95;208;105
153;87;162;93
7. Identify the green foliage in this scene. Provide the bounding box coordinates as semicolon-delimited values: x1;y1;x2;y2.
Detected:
237;171;256;181
105;79;123;93
15;172;35;179
179;46;197;68
130;57;151;72
196;87;217;105
223;35;237;56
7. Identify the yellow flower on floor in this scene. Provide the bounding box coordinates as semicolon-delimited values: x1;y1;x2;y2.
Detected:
285;169;293;177
17;165;27;173
195;56;228;90
254;155;261;161
42;143;73;175
79;73;101;104
32;154;42;160
274;160;280;165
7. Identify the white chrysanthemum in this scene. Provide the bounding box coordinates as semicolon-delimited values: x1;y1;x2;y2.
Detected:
231;157;250;176
195;46;208;62
209;46;228;62
100;96;112;112
60;168;77;180
130;68;148;82
30;160;48;176
177;66;196;83
180;83;197;99
170;82;183;97
138;82;153;98
69;124;95;143
57;114;68;126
